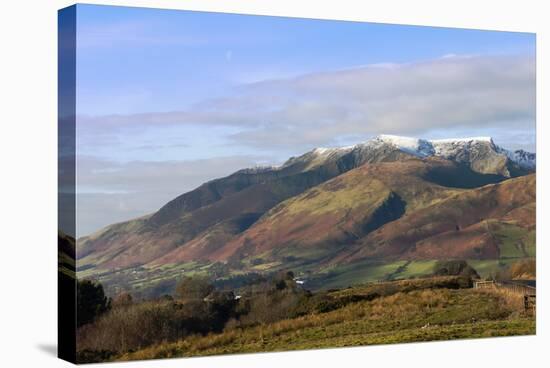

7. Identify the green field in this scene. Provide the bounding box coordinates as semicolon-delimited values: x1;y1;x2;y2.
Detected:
490;222;535;259
308;260;441;290
78;252;536;299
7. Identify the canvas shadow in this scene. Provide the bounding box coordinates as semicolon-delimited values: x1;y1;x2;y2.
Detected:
37;343;57;357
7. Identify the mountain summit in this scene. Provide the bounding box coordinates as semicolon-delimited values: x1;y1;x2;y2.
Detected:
280;135;534;177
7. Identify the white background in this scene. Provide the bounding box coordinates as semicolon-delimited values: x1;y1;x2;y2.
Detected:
0;0;548;367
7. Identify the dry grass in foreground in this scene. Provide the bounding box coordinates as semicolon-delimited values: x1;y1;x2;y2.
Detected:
119;286;534;361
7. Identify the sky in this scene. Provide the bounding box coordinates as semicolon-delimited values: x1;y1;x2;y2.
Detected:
73;4;536;236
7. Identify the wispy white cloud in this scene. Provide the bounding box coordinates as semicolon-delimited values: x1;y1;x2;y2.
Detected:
226;54;534;148
78;54;535;151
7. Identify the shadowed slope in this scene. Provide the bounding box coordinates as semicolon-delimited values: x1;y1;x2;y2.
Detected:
205;158;505;265
79;144;414;270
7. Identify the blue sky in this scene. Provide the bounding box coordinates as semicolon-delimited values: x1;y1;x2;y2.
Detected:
77;4;534;116
73;4;536;235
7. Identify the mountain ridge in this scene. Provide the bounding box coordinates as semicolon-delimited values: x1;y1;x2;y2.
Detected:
77;135;535;294
227;135;535;177
283;134;535;174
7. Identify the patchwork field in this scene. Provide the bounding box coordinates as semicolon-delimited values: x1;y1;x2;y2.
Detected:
83;253;535;298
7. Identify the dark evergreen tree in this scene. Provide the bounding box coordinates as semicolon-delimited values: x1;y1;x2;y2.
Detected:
77;279;111;327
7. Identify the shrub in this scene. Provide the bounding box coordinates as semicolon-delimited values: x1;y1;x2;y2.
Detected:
231;280;309;327
78;299;214;354
77;279;111;327
112;292;133;308
77;288;238;356
433;260;479;279
175;276;214;301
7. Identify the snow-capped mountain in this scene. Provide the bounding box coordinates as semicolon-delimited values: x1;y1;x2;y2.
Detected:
277;134;535;177
80;133;536;292
376;135;535;171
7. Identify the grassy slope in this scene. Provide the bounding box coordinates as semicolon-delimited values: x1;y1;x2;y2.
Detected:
78;164;535;296
209;158;462;264
490;222;536;258
119;287;534;361
311;260;444;289
344;174;535;263
77;148;372;271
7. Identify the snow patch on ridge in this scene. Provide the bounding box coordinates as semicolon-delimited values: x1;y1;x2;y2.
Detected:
497;147;536;169
430;137;495;159
236;165;281;174
375;134;435;157
431;137;493;143
313;146;355;155
240;134;535;175
372;135;535;170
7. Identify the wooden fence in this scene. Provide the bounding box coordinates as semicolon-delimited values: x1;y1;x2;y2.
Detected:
499;281;536;296
524;295;536;315
473;280;536;314
473;280;497;289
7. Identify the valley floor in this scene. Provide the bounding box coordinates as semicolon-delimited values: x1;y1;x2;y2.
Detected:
117;282;535;362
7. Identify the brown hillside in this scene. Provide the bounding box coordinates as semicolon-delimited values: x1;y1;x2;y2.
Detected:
206;158;506;263
342;174;535;263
